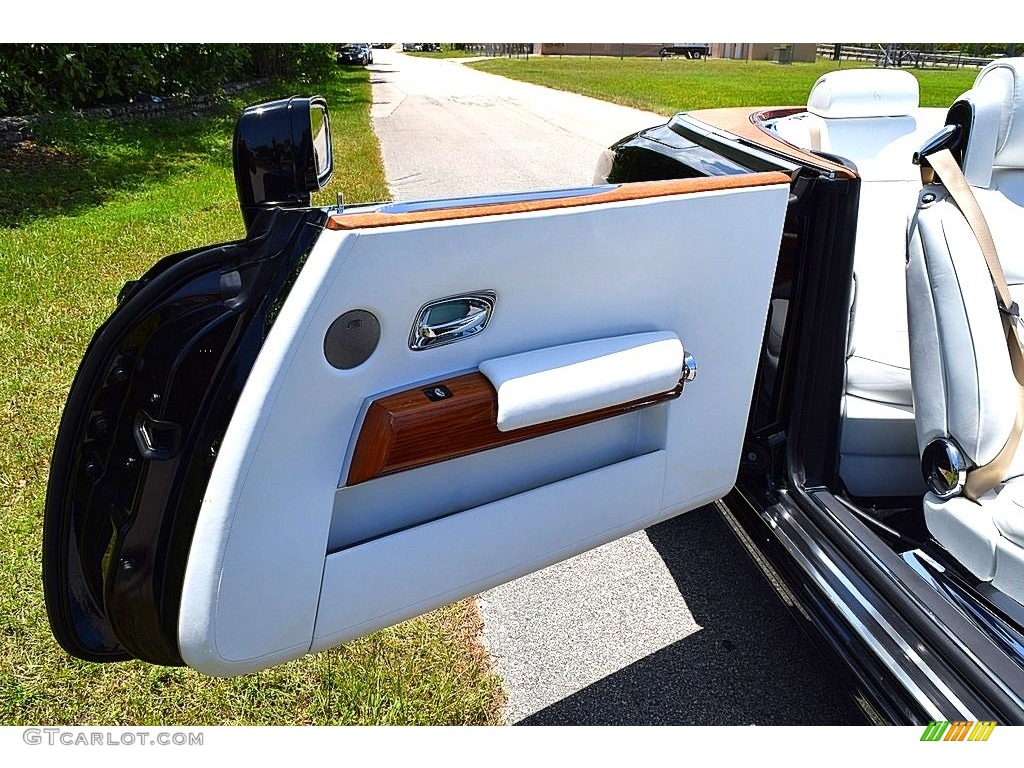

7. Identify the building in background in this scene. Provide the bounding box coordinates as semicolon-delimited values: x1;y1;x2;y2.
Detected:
711;43;817;62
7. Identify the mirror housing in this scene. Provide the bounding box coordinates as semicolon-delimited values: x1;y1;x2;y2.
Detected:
232;95;333;234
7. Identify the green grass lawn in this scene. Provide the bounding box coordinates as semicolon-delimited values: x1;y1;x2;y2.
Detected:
469;56;980;116
0;69;503;725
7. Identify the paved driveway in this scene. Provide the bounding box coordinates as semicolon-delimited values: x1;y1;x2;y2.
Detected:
370;50;661;199
368;49;868;725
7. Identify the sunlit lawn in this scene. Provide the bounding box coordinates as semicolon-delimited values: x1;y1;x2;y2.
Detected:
0;68;503;725
470;56;979;115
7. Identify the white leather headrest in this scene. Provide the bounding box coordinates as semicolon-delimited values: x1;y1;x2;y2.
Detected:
970;58;1024;169
807;69;919;118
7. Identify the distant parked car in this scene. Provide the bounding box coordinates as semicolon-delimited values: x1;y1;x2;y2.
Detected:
402;43;421;52
337;43;372;66
659;43;710;59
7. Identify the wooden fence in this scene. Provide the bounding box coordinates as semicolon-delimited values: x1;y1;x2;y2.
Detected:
816;44;996;69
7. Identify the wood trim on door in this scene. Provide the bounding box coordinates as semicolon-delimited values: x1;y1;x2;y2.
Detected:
347;372;683;485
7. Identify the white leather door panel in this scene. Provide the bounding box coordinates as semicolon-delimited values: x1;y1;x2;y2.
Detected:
177;176;790;675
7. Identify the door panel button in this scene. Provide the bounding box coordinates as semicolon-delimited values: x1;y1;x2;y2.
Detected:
423;385;453;402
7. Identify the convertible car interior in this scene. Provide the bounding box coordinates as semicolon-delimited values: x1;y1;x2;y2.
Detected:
769;68;946;500
596;60;1024;718
41;56;1024;723
906;61;1024;605
761;63;1024;602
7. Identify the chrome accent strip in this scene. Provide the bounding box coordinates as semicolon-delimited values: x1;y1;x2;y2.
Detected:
377;185;615;215
811;493;1024;715
903;550;1024;668
764;501;972;720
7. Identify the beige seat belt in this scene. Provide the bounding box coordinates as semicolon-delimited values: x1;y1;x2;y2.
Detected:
923;148;1024;500
809;121;822;152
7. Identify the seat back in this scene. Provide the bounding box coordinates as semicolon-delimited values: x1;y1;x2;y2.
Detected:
907;58;1024;476
768;69;949;496
772;69;928;180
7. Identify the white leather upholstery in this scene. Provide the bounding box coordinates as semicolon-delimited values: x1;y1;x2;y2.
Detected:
994;534;1024;600
909;193;1023;466
808;69;920;119
479;332;684;432
771;70;944;182
923;494;1001;580
770;71;947;496
845;356;912;407
840;395;922;497
907;58;1024;602
178;180;789;675
962;60;1024;185
993;485;1024;547
844;182;920;409
924;477;1024;581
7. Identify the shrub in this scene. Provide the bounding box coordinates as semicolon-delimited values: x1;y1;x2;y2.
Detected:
0;44;338;116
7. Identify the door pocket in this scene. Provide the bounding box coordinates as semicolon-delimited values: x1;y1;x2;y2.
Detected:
314;450;668;649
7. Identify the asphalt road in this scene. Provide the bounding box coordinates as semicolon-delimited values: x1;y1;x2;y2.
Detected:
368;49;868;725
369;50;661;199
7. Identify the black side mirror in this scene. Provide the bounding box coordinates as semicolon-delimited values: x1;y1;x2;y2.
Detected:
232;95;334;234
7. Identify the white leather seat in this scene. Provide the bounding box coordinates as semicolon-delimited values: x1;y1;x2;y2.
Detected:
906;59;1024;600
772;69;945;496
771;69;941;182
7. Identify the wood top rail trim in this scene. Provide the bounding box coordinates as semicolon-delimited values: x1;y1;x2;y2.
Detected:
686;107;859;181
326;172;792;231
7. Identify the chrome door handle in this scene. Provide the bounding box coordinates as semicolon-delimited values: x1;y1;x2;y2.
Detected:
419;306;489;340
409;291;496;350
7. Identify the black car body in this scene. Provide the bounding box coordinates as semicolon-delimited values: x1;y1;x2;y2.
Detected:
41;67;1024;725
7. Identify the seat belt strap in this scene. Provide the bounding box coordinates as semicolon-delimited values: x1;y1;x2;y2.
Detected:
809;121;822;152
924;148;1024;500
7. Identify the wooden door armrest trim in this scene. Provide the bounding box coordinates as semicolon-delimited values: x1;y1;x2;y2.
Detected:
346;372;682;485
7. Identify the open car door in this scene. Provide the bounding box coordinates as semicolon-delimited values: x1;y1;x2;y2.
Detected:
43;98;791;676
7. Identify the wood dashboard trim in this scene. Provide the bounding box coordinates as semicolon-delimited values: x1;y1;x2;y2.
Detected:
346;371;682;485
327;172;792;231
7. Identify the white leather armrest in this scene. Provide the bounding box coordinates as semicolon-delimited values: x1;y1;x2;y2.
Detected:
479;332;685;432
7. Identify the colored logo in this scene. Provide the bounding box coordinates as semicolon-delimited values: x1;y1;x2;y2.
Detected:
921;721;997;742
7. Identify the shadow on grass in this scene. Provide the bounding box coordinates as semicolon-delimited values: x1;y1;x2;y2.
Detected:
0;70;372;229
0;114;233;227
